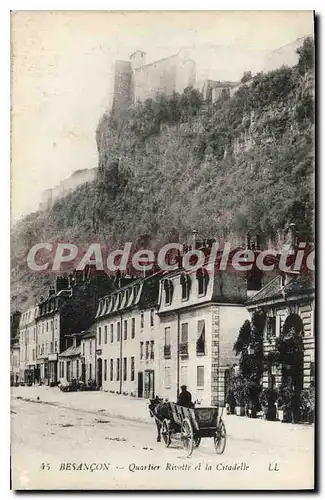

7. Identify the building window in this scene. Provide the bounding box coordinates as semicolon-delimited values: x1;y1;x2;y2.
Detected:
46;322;48;332
124;320;128;340
104;359;107;381
116;358;120;381
196;320;205;355
150;309;154;327
131;357;135;381
140;341;144;360
164;280;173;305
145;341;149;360
89;364;92;380
267;317;276;338
82;342;85;356
131;318;135;339
90;341;92;356
54;340;58;352
164;327;171;358
110;359;113;381
180;273;191;300
42;343;44;355
32;349;35;361
104;325;108;344
110;324;114;343
50;342;53;354
164;367;171;388
98;327;102;346
76;360;79;379
181;365;188;386
196;268;209;296
150;341;155;360
141;312;144;329
117;322;121;342
123;357;127;381
180;323;188;356
197;366;204;387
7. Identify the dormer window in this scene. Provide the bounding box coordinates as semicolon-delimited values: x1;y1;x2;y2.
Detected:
180;273;191;301
125;289;131;306
164;280;173;305
196;268;209;296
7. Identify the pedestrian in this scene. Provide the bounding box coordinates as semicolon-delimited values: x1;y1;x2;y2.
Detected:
177;385;192;408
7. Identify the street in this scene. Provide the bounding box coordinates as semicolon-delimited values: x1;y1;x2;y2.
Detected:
11;388;314;490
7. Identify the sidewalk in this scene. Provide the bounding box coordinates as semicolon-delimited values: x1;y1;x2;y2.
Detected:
11;385;151;423
11;385;313;453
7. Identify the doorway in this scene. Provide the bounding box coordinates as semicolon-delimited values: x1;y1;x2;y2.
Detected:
144;370;155;399
137;371;143;398
97;358;103;388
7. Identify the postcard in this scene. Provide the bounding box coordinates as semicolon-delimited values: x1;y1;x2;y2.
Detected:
11;10;315;490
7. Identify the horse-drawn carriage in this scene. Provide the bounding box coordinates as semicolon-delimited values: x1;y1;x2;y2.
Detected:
150;400;226;457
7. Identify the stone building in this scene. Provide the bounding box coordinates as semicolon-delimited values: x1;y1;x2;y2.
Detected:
246;271;315;392
157;267;250;406
94;275;160;398
18;306;38;383
58;334;82;383
35;269;113;385
80;329;96;382
93;250;250;405
10;311;21;385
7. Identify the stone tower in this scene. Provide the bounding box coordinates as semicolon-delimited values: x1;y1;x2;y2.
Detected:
111;60;132;115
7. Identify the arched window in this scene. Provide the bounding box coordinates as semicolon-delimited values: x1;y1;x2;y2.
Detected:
180;273;191;301
196;268;209;296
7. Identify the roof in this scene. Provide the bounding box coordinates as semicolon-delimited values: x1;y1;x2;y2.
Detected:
82;329;96;339
59;345;81;358
247;272;314;305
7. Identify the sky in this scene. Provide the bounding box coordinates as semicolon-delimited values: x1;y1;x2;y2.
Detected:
11;10;313;223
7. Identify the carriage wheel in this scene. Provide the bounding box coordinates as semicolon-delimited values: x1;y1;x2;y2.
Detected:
214;417;226;454
161;419;171;447
181;418;194;457
194;436;201;448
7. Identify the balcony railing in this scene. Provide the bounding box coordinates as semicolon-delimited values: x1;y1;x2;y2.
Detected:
196;341;205;356
164;345;171;358
179;342;188;356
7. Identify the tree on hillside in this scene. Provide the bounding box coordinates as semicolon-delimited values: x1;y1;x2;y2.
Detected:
297;37;314;75
241;71;252;84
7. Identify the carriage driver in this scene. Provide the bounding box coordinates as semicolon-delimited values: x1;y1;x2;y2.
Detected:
177;385;192;408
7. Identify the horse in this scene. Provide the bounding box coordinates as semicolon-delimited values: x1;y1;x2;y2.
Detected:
148;396;171;442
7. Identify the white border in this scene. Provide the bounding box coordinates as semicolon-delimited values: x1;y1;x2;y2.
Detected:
2;3;322;499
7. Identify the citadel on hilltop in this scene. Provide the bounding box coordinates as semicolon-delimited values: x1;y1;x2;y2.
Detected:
112;36;311;111
111;49;239;113
40;35;311;211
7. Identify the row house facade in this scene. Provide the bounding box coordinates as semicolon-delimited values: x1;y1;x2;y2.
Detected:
246;271;315;392
93;263;251;406
10;311;21;385
157;266;250;406
95;276;160;399
19;306;38;383
18;268;114;385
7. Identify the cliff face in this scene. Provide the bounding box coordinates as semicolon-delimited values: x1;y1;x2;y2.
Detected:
11;39;314;311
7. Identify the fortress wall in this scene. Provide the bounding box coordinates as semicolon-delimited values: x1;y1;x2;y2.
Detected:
132;54;179;102
175;59;196;94
263;37;306;72
112;60;132;112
